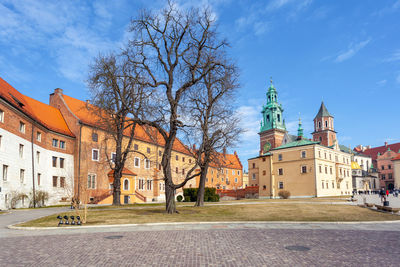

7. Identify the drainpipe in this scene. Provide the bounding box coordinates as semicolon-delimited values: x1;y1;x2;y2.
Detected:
270;153;274;199
77;123;82;202
31;124;36;208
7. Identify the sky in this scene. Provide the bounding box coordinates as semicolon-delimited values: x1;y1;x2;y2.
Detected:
1;0;399;171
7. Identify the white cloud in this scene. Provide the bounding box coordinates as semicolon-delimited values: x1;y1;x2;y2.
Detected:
384;50;400;62
377;79;387;86
334;39;371;63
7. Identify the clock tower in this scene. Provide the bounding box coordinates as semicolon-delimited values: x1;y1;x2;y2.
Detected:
259;78;287;154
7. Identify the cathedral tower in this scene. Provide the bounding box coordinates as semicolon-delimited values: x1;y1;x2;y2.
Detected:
312;101;337;147
259;79;286;154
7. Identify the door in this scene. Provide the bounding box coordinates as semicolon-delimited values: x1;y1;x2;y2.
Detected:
124;195;129;204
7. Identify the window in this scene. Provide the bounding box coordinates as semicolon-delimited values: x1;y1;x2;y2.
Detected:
92;149;99;161
324;152;327;159
325;121;328;127
146;179;152;190
262;157;266;162
278;168;283;175
301;151;306;158
389;173;393;179
319;165;322;173
52;156;57;167
53;176;58;187
19;121;25;133
134;157;140;168
382;174;386;180
252;163;255;168
329;154;332;160
36;151;40;163
222;177;224;182
252;173;256;180
278;154;282;161
52;139;58;147
235;177;238;183
37;173;41;186
322;181;324;189
330;167;333;175
20;169;25;183
279;182;284;189
189;159;192;163
232;170;235;175
263;170;266;175
182;157;185;162
326;182;329;189
145;159;150;169
124;179;129;190
0;135;2;148
381;166;384;170
176;155;179;161
138;178;145;190
59;158;65;168
87;174;96;189
318;151;321;158
159;182;165;191
237;170;240;175
36;131;41;141
158;164;161;170
147;147;151;153
134;144;138;150
325;166;327;174
159;150;162;156
0;109;3;122
111;153;116;163
60;177;65;188
19;144;24;158
182;169;185;175
92;133;98;142
388;165;392;170
301;166;307;173
59;140;65;149
318;121;321;128
176;167;179;173
319;137;322;141
2;165;8;181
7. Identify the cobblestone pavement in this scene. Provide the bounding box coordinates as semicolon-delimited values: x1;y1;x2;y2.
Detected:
1;228;400;266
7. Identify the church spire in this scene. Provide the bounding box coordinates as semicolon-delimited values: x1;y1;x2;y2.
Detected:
297;117;303;140
260;78;286;132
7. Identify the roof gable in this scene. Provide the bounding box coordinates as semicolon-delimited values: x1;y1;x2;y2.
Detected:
314;101;333;119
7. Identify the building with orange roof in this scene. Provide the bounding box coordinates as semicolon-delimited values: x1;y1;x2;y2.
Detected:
0;78;75;210
49;88;198;203
198;149;243;190
392;154;400;189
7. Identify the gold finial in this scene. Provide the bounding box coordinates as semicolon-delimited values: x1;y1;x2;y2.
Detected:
270;76;273;84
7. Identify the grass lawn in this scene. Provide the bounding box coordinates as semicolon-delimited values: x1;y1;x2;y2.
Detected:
18;203;399;227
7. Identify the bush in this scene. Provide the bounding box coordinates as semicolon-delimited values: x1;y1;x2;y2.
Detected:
183;187;219;202
177;195;183;202
30;190;49;208
278;190;290;199
10;191;29;209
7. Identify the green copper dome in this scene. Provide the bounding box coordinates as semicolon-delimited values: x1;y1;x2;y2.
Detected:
260;78;286;132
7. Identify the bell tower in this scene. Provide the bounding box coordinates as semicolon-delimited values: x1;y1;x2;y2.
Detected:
312;101;337;147
259;78;286;154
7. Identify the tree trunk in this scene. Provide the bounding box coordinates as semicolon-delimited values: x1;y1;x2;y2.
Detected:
165;183;176;214
112;169;122;205
195;166;208;207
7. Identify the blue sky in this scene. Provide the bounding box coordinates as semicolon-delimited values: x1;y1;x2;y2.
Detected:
1;0;399;171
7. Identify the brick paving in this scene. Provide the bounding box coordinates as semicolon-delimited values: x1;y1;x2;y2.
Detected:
1;228;400;266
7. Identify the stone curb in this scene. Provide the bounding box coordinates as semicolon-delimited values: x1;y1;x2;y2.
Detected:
8;219;400;231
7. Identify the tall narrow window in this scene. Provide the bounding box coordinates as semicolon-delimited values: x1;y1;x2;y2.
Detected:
124;179;129;190
36;131;41;141
0;135;2;148
277;114;280;122
19;144;24;158
20;169;25;184
279;182;284;189
52;156;57;167
92;133;98;142
278;154;282;161
134;157;140;167
60;177;65;188
301;151;306;158
176;167;179;173
0;109;4;122
176;155;179;161
134;144;138;150
19;121;25;133
59;158;65;168
159;150;162;156
59;140;65;149
52;139;58;147
145;159;150;169
301;166;307;173
37;173;41;186
147;147;151;153
2;165;8;181
87;174;96;189
36;151;40;163
92;149;99;161
53;176;58;187
278;168;283;175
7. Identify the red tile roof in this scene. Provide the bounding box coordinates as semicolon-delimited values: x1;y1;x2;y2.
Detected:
61;93;191;155
362;142;400;161
108;167;137;176
209;151;243;170
0;77;74;137
392;154;400;161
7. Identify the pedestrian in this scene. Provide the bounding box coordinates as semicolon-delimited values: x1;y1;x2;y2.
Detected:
386;189;389;197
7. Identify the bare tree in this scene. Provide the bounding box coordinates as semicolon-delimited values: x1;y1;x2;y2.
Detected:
187;63;241;207
124;3;231;213
88;53;148;205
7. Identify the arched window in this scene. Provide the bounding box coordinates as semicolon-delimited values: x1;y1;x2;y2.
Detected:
319;136;322;141
325;121;328;127
277;114;280;122
124;179;129;190
318;121;321;128
266;115;270;122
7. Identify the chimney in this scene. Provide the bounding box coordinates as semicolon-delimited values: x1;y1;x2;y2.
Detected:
385;142;388;147
54;88;63;95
